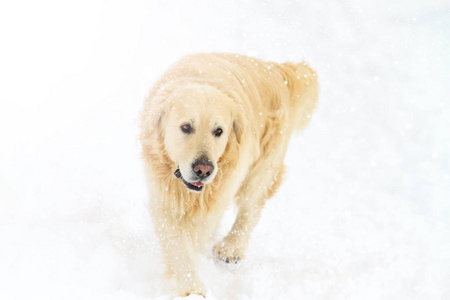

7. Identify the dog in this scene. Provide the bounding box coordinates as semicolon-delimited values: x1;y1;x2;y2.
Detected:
139;53;318;297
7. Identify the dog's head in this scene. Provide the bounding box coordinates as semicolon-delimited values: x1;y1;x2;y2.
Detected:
154;83;244;192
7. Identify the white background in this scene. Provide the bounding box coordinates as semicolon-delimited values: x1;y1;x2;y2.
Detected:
1;0;449;299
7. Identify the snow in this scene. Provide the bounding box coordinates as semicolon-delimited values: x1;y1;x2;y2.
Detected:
1;0;449;299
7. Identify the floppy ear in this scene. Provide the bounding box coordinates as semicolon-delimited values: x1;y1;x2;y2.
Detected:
232;105;247;144
233;119;243;144
140;90;170;149
150;87;174;138
155;110;166;137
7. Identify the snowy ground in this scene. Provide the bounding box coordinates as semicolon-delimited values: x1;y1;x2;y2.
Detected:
1;0;449;299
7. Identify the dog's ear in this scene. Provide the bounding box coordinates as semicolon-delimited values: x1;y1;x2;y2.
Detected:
151;86;175;136
233;119;243;144
155;110;166;137
232;104;247;144
145;101;167;137
140;90;170;148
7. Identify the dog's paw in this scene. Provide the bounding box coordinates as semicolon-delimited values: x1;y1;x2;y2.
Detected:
174;293;205;299
213;240;244;264
175;276;206;298
176;292;205;299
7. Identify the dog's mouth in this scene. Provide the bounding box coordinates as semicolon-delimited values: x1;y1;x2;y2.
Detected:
183;180;204;191
174;168;204;192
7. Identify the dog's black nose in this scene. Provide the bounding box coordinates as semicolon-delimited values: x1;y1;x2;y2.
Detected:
192;156;214;179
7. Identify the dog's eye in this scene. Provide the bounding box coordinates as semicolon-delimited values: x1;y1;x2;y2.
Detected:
214;127;223;137
181;124;193;134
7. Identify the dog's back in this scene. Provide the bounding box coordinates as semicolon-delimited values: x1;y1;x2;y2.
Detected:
161;53;318;139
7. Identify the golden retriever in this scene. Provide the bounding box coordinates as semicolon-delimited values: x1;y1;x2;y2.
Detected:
139;53;318;297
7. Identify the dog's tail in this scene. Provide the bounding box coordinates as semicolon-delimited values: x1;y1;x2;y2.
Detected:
279;62;318;132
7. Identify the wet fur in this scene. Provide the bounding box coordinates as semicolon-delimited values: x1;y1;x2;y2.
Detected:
140;53;318;296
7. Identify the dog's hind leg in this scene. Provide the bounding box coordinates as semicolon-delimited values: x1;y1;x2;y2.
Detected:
213;164;285;263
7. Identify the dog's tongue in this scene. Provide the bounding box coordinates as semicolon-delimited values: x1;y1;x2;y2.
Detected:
191;182;204;187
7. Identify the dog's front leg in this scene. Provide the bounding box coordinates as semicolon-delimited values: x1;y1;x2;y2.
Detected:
152;210;206;297
213;202;264;263
214;163;285;263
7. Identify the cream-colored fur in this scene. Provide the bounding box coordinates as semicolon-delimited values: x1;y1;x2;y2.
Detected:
140;53;318;297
